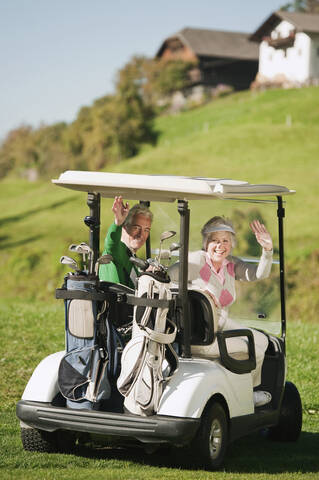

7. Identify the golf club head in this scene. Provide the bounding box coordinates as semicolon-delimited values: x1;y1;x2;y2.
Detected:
170;242;181;252
60;255;78;269
159;249;171;260
77;246;91;255
94;254;113;275
96;254;113;265
147;258;159;268
79;242;93;253
158;231;176;262
160;230;176;242
129;256;149;271
68;242;92;255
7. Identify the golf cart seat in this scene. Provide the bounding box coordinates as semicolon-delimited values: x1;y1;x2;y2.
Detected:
169;259;255;364
187;287;256;373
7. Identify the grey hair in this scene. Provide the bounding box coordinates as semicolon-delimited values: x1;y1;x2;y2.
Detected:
123;203;153;229
201;216;236;250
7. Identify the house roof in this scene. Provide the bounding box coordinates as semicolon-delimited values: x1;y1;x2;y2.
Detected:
156;27;259;61
250;11;319;42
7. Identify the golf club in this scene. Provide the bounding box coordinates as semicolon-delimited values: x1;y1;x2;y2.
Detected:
94;254;113;275
158;230;176;263
129;256;149;271
60;255;79;272
80;242;94;274
69;243;88;271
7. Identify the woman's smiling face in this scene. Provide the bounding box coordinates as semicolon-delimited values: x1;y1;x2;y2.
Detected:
206;231;232;265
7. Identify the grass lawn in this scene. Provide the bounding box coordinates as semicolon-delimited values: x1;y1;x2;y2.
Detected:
0;300;318;479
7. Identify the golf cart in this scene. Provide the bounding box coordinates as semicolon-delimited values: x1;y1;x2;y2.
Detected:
16;171;302;469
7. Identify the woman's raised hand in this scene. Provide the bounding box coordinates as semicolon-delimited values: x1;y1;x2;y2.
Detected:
250;220;273;251
112;196;129;226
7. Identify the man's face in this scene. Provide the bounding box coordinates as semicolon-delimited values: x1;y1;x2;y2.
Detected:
124;214;151;253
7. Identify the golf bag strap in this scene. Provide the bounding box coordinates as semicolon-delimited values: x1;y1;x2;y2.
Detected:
135;319;177;345
125;295;173;309
56;288;112;301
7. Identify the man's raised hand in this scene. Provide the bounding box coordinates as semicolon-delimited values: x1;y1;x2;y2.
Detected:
112;196;129;226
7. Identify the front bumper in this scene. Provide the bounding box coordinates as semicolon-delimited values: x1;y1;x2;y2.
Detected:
17;400;200;445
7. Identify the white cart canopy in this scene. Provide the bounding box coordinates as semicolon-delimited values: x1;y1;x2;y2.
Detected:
52;171;295;202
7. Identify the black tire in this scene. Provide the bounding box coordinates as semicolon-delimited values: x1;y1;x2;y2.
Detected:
21;428;76;453
268;381;302;442
193;402;228;470
21;427;58;453
55;430;77;453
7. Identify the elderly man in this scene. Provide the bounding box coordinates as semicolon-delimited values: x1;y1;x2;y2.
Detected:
99;196;153;288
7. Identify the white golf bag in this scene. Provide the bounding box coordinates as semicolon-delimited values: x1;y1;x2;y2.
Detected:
117;273;178;416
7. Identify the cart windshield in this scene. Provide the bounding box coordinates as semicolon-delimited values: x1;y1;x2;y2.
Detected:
187;198;282;336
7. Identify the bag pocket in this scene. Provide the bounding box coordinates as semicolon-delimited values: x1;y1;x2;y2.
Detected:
58;346;111;403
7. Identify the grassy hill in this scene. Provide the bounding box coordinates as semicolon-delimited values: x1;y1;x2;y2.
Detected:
1;86;318;319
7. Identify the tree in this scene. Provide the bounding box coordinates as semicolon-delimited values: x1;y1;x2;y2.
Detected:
113;57;158;159
0;125;35;178
280;0;319;12
150;58;198;97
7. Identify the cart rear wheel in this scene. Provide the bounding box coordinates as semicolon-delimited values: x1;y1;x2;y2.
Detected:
268;381;302;441
193;401;228;470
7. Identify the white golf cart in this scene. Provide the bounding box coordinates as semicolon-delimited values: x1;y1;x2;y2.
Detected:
16;172;302;470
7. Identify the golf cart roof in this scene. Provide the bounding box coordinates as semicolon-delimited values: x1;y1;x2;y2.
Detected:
53;171;295;202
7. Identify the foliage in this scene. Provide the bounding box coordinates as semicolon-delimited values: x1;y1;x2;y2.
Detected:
149;58;198;97
0;123;75;179
280;0;319;12
66;97;119;170
113;57;158;158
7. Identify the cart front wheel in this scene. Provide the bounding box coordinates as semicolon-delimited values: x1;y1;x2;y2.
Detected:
21;427;58;453
21;427;76;453
193;401;228;470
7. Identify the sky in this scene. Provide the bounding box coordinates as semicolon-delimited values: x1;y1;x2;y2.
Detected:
0;0;285;141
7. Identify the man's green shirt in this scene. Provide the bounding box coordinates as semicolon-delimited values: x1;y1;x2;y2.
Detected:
98;223;137;289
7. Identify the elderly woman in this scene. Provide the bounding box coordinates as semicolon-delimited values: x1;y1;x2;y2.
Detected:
178;216;273;407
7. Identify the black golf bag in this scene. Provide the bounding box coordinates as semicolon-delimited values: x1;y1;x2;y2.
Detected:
57;275;123;410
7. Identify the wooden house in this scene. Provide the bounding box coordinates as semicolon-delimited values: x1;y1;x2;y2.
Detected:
250;11;319;86
156;27;259;91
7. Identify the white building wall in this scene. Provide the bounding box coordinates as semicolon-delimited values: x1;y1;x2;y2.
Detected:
259;20;311;83
309;34;319;79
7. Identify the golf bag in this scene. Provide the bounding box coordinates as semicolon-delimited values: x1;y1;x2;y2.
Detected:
117;273;178;416
58;275;122;410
